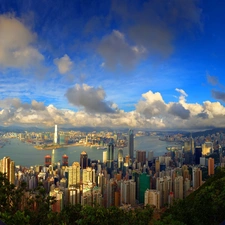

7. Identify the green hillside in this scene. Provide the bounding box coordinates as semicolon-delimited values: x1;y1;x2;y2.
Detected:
155;167;225;225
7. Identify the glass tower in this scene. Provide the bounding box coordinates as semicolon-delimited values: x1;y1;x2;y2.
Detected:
128;129;134;160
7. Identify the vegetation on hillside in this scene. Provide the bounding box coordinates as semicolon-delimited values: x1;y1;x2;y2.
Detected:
154;167;225;225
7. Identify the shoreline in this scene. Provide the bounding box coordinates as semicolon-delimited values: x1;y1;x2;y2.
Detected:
34;142;85;150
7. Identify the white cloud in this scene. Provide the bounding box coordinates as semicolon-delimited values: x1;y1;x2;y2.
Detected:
0;15;44;68
54;54;73;74
3;88;225;130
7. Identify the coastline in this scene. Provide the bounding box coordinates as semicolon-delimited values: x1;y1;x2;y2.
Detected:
34;142;85;150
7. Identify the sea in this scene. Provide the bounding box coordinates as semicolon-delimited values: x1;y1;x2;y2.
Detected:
0;136;170;167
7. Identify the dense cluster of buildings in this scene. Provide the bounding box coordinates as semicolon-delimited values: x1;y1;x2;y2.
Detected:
1;128;225;213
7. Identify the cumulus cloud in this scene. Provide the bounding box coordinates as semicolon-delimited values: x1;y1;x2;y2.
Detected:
65;84;115;113
168;103;190;119
0;15;44;69
3;88;225;130
54;54;73;74
136;91;166;118
98;30;146;69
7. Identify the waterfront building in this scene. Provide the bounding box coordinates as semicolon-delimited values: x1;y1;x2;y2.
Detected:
80;151;88;169
128;129;134;160
54;125;58;144
107;142;114;170
45;155;51;167
62;154;68;166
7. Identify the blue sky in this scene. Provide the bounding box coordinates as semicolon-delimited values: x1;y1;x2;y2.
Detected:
0;0;225;130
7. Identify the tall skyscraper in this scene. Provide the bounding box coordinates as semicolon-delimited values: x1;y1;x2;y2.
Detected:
107;142;114;169
54;125;58;144
128;129;134;159
117;149;123;169
80;151;88;169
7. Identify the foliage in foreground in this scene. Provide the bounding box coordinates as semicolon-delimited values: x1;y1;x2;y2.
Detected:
0;172;153;225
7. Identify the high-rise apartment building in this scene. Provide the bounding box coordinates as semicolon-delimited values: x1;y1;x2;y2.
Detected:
120;179;136;206
128;129;134;160
208;157;214;176
144;189;160;209
0;156;15;184
68;162;80;187
173;176;183;200
192;167;202;189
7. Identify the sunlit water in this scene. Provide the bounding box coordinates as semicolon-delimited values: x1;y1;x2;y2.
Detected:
0;136;170;167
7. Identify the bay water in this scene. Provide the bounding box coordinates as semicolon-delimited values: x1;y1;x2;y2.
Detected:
0;136;170;167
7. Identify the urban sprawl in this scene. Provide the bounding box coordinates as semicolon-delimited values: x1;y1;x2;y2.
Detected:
0;126;225;213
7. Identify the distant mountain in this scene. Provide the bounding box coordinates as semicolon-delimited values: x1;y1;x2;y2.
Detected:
192;127;225;138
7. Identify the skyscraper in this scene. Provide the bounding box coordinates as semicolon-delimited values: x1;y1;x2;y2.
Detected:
128;129;134;160
54;125;58;144
80;151;88;169
117;149;123;169
107;142;114;169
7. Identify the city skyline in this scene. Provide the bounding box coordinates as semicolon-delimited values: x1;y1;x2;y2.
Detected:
1;1;225;130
